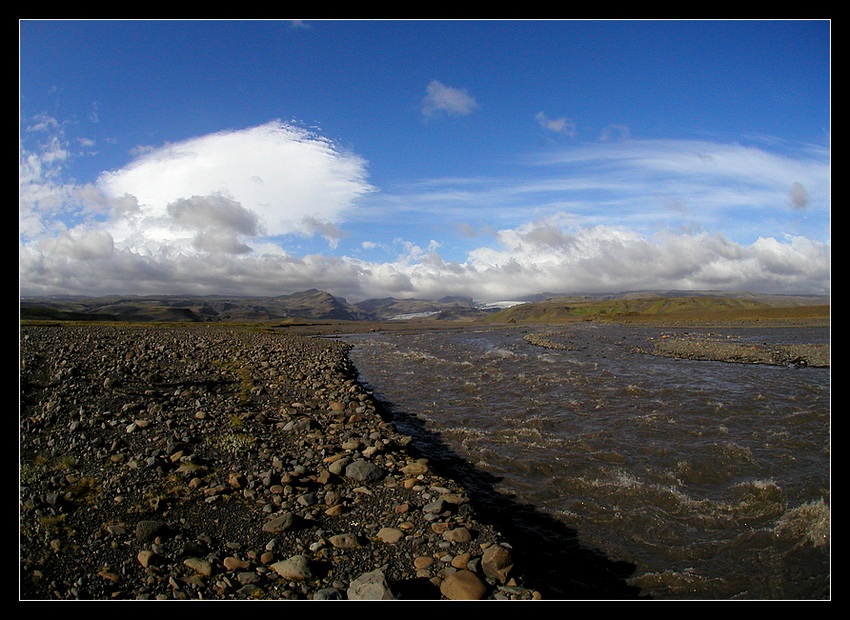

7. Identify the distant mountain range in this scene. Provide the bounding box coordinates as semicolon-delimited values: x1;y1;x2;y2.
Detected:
19;288;829;324
18;289;492;323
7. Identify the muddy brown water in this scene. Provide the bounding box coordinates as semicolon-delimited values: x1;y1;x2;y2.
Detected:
340;323;830;600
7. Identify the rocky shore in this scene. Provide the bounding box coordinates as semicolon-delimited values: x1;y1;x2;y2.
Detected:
19;324;544;601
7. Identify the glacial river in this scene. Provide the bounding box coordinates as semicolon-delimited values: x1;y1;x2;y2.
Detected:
341;323;830;600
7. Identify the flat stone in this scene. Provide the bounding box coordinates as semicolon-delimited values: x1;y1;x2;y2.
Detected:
443;527;472;543
329;533;360;548
262;512;295;533
271;555;313;581
183;557;213;577
223;556;251;571
377;527;404;544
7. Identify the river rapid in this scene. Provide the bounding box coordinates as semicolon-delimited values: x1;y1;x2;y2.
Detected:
340;323;830;600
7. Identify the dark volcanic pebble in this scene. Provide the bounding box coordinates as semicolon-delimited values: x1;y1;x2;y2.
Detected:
19;324;541;601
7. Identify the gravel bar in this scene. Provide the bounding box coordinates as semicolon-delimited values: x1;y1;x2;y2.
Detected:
19;324;558;601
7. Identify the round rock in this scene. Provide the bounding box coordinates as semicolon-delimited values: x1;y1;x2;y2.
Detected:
439;570;488;600
344;459;385;482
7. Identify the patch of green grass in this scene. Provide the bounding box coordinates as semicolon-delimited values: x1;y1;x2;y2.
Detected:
20;454;78;485
487;296;830;325
54;455;78;470
64;476;102;505
21;512;73;556
211;432;257;456
211;356;257;405
20;456;49;485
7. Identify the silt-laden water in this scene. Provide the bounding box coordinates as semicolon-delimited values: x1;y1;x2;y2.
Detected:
341;323;830;600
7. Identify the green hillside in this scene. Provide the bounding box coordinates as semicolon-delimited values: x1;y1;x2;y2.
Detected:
485;295;830;324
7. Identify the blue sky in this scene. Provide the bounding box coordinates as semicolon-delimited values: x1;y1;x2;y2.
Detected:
19;19;830;302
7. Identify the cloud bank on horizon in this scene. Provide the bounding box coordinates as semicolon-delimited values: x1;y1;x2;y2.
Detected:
19;20;830;302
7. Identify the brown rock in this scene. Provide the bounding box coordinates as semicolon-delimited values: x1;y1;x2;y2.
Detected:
184;557;213;577
325;504;345;516
443;527;472;543
271;555;313;581
439;570;488;600
262;512;295;533
227;472;246;488
329;533;359;548
401;462;429;476
482;544;513;584
137;550;157;568
223;556;251;571
377;527;404;544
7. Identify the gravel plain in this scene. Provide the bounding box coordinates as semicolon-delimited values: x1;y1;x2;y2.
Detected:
19;323;546;601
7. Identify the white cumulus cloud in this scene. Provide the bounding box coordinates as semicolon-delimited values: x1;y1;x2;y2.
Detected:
95;120;374;252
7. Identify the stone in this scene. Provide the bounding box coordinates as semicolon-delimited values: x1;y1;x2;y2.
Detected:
443;527;472;543
227;472;246;488
223;556;251;571
236;572;260;585
237;584;261;597
440;492;467;505
401;462;429;476
271;555;313;581
347;569;396;600
137;550;157;568
314;587;345;600
377;527;404;544
482;544;513;584
183;557;213;577
18;326;538;601
262;512;295;533
329;533;360;548
135;520;168;542
328;458;350;475
344;459;386;482
423;498;447;514
439;570;488;600
325;504;345;516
